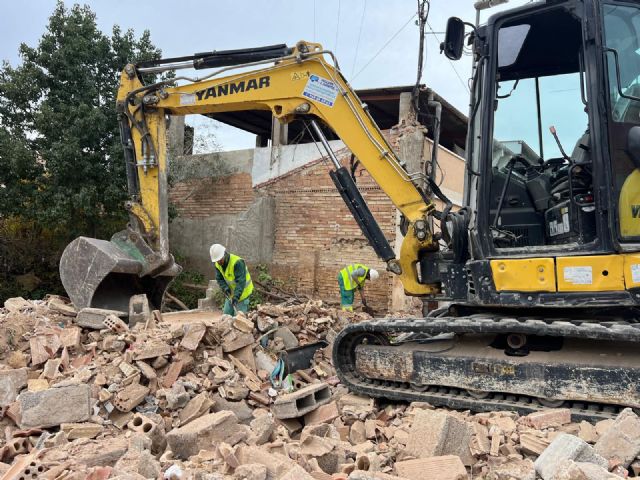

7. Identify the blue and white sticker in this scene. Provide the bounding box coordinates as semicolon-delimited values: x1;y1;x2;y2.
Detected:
180;93;196;105
302;74;339;107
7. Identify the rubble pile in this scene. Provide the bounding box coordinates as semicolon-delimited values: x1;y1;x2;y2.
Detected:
0;295;638;479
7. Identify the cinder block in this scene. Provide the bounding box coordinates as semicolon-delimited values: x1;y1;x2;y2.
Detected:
534;433;608;480
19;384;91;429
272;383;332;419
129;294;151;327
76;307;126;329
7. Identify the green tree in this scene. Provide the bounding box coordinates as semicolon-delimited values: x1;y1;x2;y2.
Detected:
0;2;163;300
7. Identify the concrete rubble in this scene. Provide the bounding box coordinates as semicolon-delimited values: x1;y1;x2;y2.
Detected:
0;295;639;479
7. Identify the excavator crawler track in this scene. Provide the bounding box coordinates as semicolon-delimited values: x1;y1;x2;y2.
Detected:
333;315;640;422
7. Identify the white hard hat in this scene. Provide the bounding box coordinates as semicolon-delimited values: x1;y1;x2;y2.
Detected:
209;243;226;262
369;269;379;281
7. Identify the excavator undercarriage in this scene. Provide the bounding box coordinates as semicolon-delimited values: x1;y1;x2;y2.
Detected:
334;310;640;421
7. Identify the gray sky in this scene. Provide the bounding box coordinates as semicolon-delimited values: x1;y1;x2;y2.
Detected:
0;0;529;150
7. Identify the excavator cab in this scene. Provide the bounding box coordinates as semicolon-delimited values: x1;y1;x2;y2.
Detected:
426;0;640;306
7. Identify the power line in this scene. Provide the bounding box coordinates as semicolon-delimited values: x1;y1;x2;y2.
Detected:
334;0;342;55
313;0;316;42
351;0;368;78
351;11;418;82
426;19;469;92
413;0;430;107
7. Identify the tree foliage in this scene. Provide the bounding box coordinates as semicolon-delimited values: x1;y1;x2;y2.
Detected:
0;2;163;300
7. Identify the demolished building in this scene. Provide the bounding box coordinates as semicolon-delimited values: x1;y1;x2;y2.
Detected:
167;86;468;312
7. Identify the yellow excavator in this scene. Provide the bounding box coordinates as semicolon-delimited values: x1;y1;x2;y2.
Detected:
60;0;640;421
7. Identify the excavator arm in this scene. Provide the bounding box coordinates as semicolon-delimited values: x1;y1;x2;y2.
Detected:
60;41;439;312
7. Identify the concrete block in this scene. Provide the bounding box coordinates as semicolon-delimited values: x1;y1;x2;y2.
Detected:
523;408;571;429
304;401;339;425
19;383;91;428
395;455;467;480
128;294;151;327
76;307;126;329
534;433;608;480
166;410;240;459
272;383;331;419
236;445;297;478
594;407;640;467
0;368;28;407
403;409;473;466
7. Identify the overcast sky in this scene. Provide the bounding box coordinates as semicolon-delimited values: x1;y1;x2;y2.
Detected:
0;0;530;150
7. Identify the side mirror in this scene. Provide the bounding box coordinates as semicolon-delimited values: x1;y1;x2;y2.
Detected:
627;126;640;169
441;17;465;61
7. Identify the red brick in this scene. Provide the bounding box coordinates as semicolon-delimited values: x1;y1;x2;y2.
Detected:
394;455;467;480
303;401;339;425
523;408;571;429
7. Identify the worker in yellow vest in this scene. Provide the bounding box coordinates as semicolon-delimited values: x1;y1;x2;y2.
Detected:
338;263;379;311
210;243;253;315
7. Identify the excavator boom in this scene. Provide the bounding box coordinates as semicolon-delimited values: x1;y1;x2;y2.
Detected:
60;41;438;311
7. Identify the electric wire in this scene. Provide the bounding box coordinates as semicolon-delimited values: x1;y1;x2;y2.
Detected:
351;0;368;79
334;0;341;56
351;11;418;82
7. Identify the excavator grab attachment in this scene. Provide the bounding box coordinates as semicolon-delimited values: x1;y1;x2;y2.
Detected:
60;233;180;312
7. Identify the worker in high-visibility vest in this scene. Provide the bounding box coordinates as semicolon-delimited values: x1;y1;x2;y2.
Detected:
210;243;253;315
337;263;379;311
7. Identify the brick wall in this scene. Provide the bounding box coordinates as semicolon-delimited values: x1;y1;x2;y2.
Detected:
169;172;255;218
258;146;395;311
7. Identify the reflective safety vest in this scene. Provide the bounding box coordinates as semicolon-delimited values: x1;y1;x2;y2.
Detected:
215;253;254;301
339;263;369;291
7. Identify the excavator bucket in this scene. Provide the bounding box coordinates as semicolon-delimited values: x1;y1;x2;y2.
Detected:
59;234;180;312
